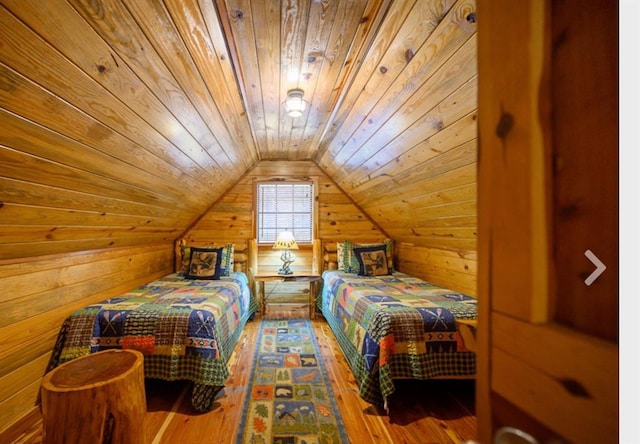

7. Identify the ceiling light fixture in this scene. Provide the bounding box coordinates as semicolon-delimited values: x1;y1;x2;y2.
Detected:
284;88;307;118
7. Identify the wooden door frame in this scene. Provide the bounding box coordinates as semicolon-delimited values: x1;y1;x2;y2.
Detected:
476;1;619;442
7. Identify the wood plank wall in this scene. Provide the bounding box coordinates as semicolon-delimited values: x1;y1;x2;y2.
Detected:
182;159;476;295
396;243;476;296
314;0;478;296
181;160;386;275
0;244;173;435
0;0;258;261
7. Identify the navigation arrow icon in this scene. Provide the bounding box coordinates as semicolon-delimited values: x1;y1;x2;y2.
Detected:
584;250;606;286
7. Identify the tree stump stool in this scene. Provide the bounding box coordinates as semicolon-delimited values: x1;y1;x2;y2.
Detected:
41;349;146;444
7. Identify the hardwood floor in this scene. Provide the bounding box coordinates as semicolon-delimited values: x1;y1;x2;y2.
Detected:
4;314;476;444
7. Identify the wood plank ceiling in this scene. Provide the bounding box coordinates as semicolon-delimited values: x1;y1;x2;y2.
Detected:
0;0;477;259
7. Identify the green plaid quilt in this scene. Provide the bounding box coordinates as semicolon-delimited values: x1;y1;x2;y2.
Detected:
320;270;477;407
48;272;257;411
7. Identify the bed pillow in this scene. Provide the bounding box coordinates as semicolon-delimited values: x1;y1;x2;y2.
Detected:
219;244;234;276
180;243;234;276
336;242;345;271
353;245;390;276
185;247;223;280
343;239;394;273
179;245;192;274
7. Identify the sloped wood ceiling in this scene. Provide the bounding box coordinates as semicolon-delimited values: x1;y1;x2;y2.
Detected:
313;0;477;252
0;0;476;259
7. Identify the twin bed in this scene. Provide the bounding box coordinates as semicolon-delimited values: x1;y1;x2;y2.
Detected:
46;238;477;412
47;240;258;412
318;240;477;407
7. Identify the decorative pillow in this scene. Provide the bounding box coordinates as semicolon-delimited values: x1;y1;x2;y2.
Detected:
179;245;192;274
180;243;234;276
343;239;394;273
336;242;344;271
219;244;234;276
353;245;390;276
185;247;223;280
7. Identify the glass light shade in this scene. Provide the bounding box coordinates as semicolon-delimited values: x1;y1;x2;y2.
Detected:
284;89;307;117
273;231;299;250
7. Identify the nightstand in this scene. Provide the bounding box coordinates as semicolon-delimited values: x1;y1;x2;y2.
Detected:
255;273;322;318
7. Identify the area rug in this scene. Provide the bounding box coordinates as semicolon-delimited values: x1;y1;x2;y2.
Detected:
236;319;349;443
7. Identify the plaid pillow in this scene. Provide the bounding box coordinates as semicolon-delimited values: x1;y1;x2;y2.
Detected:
219;244;234;276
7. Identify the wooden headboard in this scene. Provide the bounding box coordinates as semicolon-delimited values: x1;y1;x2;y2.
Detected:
322;242;339;271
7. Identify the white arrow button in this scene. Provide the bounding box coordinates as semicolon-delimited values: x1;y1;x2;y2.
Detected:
584;250;606;286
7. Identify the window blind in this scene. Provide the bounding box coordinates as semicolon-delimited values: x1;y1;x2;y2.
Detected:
256;182;313;243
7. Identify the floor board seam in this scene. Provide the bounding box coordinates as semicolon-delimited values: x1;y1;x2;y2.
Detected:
151;383;190;444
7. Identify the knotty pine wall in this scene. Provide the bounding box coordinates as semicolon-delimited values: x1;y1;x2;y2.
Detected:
181;160;386;275
315;0;478;296
396;243;476;297
181;159;476;296
0;244;173;435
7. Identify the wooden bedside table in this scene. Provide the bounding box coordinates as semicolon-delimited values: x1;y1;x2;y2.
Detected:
255;273;322;318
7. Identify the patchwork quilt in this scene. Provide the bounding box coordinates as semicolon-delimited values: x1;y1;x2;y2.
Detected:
320;270;477;406
48;272;257;411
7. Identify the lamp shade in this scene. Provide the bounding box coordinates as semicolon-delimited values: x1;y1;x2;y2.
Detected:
284;89;307;117
273;231;299;250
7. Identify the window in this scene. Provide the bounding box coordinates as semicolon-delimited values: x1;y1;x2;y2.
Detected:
256;182;314;244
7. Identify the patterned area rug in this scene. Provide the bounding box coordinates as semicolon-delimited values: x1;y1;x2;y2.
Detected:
236;319;349;443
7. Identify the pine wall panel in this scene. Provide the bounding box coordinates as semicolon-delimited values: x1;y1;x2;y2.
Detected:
0;243;173;434
181;159;476;295
180;160;386;276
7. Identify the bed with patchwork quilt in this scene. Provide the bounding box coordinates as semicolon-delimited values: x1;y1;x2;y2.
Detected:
47;242;258;412
320;269;477;408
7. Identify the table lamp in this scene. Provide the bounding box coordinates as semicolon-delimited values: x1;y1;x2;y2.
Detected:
273;231;298;275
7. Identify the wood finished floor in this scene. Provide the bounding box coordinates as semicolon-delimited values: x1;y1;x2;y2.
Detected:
6;310;477;444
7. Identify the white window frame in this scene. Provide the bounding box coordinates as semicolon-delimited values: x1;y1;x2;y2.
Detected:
255;181;315;245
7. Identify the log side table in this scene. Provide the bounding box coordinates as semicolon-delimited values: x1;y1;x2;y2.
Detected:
41;349;146;444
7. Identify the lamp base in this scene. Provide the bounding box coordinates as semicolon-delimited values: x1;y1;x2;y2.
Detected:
278;250;295;275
